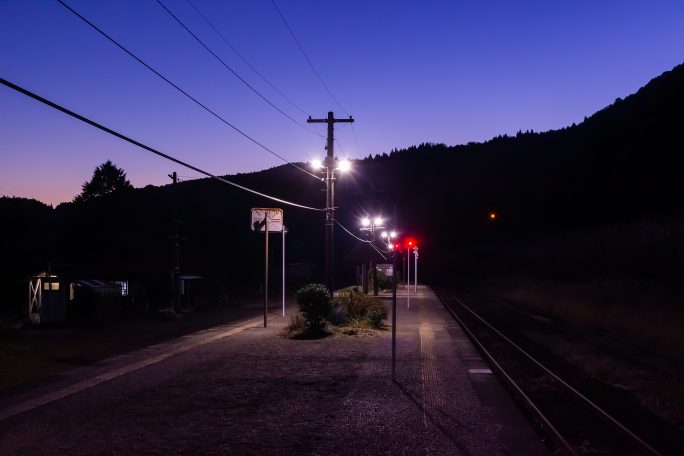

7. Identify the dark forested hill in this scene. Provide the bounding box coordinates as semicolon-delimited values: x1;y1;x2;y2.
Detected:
2;63;683;316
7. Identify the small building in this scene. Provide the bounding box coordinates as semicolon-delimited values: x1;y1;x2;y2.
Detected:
28;271;127;325
376;263;394;277
178;275;202;310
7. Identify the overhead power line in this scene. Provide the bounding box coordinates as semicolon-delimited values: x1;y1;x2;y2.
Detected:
184;0;310;118
271;0;349;116
56;0;320;181
156;0;323;138
335;220;371;243
0;76;322;211
334;220;388;261
270;0;362;157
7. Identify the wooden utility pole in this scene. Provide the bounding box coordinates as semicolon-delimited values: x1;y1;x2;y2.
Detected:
307;111;353;294
168;171;182;312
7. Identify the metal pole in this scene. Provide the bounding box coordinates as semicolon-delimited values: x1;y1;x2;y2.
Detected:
392;245;398;381
414;247;418;292
372;225;378;296
362;263;368;294
406;247;410;309
282;227;285;318
264;218;269;328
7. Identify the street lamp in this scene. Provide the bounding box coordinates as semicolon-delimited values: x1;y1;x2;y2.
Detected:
359;215;385;240
309;156;352;295
359;215;387;296
380;230;397;250
338;158;351;173
307;112;354;296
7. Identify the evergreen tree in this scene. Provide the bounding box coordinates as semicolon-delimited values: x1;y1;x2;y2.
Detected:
74;160;133;203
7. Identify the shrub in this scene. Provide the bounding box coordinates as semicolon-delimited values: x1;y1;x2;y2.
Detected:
283;314;307;338
327;304;348;326
366;298;389;327
295;283;333;330
336;288;388;328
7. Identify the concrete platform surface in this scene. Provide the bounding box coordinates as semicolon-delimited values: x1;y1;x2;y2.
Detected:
0;286;549;455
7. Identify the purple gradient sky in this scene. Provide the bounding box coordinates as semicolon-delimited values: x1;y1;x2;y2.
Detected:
2;0;683;206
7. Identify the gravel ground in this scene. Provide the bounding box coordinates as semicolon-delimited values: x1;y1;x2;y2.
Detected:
0;288;548;455
0;305;264;395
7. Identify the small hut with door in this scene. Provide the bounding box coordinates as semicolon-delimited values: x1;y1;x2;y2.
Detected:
28;269;128;325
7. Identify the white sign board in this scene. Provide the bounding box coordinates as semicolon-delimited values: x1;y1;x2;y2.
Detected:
251;208;284;232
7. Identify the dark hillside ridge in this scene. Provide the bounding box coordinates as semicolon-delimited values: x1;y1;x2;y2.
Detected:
385;62;684;234
2;63;683;310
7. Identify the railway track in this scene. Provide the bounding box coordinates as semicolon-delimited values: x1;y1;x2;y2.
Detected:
435;288;682;456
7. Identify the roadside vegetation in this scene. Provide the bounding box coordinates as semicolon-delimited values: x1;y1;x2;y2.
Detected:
283;284;388;339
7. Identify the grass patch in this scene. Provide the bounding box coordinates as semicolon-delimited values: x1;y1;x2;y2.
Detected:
335;288;388;330
485;277;684;431
490;277;684;359
281;314;332;339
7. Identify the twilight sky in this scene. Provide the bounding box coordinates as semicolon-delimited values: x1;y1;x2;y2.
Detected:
1;0;683;206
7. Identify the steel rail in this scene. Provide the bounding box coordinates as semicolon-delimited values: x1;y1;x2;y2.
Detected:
437;290;577;456
439;289;663;456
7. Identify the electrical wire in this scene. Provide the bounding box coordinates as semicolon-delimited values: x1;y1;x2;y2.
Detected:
0;76;323;211
56;0;321;181
271;0;349;116
370;242;389;261
184;0;311;119
334;220;388;261
335;220;371;243
269;0;363;160
156;0;323;138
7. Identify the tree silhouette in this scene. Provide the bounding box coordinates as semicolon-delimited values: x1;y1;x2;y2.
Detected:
74;160;133;203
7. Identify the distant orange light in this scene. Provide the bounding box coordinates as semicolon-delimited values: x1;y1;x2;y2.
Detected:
489;212;497;220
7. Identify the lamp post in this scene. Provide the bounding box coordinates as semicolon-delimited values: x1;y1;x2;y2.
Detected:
360;216;385;240
311;157;351;295
360;216;385;296
308;112;354;296
380;230;397;251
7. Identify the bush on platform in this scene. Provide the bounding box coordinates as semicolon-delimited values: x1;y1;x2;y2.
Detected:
294;283;334;332
335;288;388;329
284;284;388;339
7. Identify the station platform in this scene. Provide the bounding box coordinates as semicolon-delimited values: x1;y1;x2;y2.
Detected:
0;286;550;455
318;285;551;455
